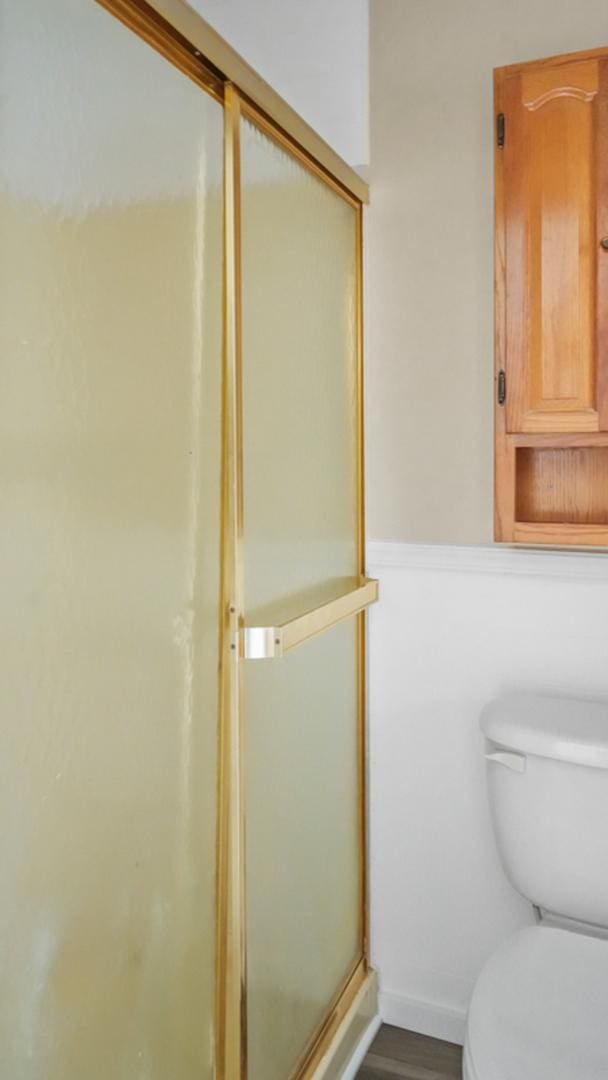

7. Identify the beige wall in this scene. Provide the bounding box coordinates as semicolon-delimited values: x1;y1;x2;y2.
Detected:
192;0;369;168
367;0;608;543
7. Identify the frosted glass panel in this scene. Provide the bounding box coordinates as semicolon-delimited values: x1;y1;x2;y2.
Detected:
245;620;361;1080
0;3;222;1077
240;118;359;622
240;115;362;1079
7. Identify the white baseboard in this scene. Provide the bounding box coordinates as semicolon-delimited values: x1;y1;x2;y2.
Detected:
340;1013;382;1080
379;990;466;1047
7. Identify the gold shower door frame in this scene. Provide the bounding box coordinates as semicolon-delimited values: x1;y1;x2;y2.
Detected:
220;88;373;1080
95;3;373;1078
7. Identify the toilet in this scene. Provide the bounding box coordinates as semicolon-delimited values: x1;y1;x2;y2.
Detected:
464;693;608;1080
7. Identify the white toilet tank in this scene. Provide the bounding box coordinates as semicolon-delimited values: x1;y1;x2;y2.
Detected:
481;693;608;930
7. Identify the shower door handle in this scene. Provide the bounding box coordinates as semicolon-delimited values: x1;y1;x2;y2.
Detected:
240;578;379;660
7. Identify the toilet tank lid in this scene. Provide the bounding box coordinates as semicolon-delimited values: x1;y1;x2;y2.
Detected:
480;693;608;769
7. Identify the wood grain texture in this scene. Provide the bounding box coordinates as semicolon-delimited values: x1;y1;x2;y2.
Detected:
495;44;608;79
513;521;608;545
505;59;599;434
597;58;608;431
356;1025;462;1080
516;446;608;523
511;431;608;447
495;46;608;546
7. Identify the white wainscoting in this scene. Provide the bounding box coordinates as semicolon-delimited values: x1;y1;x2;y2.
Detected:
366;541;608;1044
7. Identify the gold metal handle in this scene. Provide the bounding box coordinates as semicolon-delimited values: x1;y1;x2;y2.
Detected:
241;578;379;660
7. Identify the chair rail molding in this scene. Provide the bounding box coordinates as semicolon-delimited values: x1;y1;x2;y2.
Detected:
366;540;608;582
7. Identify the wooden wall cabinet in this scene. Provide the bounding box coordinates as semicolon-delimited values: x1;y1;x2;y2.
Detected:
495;46;608;545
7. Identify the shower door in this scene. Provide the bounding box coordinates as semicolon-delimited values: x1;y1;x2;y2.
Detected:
0;2;223;1076
1;2;373;1077
220;90;377;1080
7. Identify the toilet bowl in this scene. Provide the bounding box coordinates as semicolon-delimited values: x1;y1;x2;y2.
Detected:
464;926;608;1079
464;693;608;1078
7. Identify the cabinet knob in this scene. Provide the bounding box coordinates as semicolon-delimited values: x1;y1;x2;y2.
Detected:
601;237;608;250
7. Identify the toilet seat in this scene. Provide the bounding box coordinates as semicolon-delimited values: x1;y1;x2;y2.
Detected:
465;925;608;1079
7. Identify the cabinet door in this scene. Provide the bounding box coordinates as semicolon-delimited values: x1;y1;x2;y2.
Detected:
503;57;608;433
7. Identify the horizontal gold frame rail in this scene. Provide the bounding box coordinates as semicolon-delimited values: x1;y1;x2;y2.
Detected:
241;578;379;660
101;0;368;203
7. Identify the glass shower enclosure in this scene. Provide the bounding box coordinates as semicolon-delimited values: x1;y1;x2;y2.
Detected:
0;1;376;1077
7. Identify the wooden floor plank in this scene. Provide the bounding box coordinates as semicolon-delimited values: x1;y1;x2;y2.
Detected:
356;1025;462;1080
357;1050;444;1079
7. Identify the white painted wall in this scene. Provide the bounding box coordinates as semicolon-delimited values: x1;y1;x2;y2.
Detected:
190;0;369;168
367;542;608;1043
365;0;608;1048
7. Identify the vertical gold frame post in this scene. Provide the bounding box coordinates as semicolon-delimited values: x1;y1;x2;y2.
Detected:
216;83;247;1080
355;202;369;967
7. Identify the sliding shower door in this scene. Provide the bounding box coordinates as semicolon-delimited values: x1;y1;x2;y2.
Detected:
234;104;370;1080
1;3;371;1077
0;2;223;1076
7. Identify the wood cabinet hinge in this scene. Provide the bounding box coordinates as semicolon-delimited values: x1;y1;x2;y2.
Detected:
496;112;505;148
497;369;506;405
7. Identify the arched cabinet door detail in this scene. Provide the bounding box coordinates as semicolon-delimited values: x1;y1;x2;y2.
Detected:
503;58;606;435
